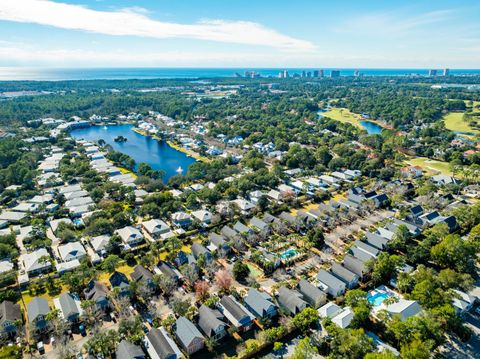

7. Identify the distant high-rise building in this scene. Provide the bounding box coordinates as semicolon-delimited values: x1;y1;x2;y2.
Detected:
278;71;284;78
428;69;438;76
319;69;324;78
301;70;306;78
307;71;312;78
283;70;289;78
313;70;319;77
354;69;360;77
330;70;340;78
443;68;450;76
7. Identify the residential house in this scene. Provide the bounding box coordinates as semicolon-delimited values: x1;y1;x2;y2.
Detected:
116;339;145;359
383;299;422;321
53;293;82;322
116;226;144;248
58;241;87;262
83;280;110;310
131;265;155;291
330;263;359;289
232;199;255;214
157;261;181;283
191;209;213;226
276;286;307;316
233;221;253;236
217;295;253;332
342;255;367;278
331;307;354;329
197;304;227;340
190;243;213;263
318;302;342;319
109;271;130;296
144;327;183;359
208;233;231;255
297;279;327;308
364;232;389;250
0;300;22;334
90;235;111;256
143;219;170;239
244;288;277;319
21;248;52;276
249;217;269;233
171;212;193;228
27;297;49;331
316;269;346;297
174;317;205;355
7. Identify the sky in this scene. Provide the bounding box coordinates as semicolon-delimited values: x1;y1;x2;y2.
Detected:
0;0;479;68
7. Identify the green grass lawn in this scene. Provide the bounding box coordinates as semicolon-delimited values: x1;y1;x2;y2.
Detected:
323;107;363;128
405;157;452;176
246;262;264;279
443;112;479;135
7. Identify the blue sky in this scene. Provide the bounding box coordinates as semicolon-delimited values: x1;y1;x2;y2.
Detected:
0;0;479;68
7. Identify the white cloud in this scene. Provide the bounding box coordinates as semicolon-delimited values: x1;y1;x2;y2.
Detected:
0;0;315;51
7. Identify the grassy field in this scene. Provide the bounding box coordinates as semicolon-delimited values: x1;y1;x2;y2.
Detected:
323;107;364;128
443;112;479;135
405;156;452;176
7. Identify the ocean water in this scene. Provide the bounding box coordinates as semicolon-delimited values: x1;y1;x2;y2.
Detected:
0;67;480;81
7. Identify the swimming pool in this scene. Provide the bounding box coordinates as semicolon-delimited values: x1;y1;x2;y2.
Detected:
280;249;297;260
368;292;390;307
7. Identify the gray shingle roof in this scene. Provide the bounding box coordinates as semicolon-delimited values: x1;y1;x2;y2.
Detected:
146;327;177;359
198;304;225;338
116;339;145;359
58;293;80;318
27;297;49;323
277;286;307;315
244;288;276;317
175;316;204;348
0;300;21;324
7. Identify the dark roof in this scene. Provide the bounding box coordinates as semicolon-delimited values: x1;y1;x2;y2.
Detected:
83;280;109;303
174;316;204;347
116;339;145;359
233;221;251;234
297;279;326;303
191;243;210;258
410;205;424;216
209;233;227;247
157;262;179;281
0;300;21;324
131;265;153;282
343;255;367;276
198;304;226;337
221;225;237;239
277;286;307;315
330;263;358;283
442;216;458;232
146;328;176;359
244;288;276;317
249;217;269;231
219;296;249;321
109;271;130;289
365;231;389;250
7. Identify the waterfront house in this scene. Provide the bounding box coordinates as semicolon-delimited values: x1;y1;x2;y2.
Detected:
244;288;277;319
218;295;253;332
297;279;327;308
276;286;307;316
174;317;205;355
197;304;227;340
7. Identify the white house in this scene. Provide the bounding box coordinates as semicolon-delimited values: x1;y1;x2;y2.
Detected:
115;226;144;247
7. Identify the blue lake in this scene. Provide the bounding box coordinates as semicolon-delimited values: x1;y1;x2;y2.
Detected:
70;124;197;181
360;121;383;134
